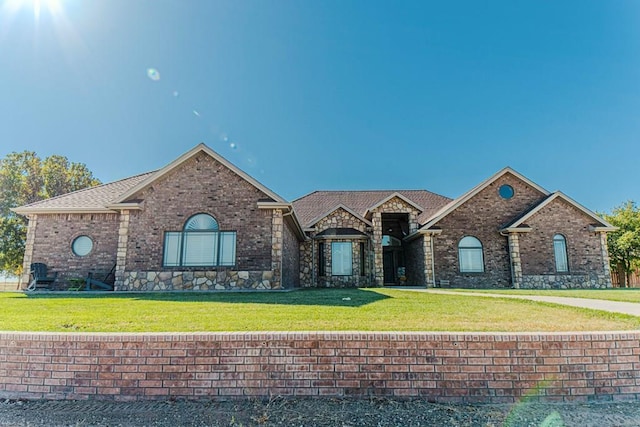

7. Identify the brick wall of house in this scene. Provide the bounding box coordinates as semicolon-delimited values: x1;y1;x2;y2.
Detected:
518;198;611;288
27;213;120;288
1;331;639;403
433;173;547;288
124;153;274;273
281;220;300;288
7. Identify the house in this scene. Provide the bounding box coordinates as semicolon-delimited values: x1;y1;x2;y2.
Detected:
13;143;616;291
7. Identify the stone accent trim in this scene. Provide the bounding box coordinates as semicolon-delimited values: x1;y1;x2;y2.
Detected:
507;233;523;289
120;270;278;291
600;232;613;287
271;209;283;290
521;274;612;289
19;215;37;289
424;234;436;287
1;331;639;403
114;210;130;291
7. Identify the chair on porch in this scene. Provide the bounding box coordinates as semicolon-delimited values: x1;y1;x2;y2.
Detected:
84;264;116;291
26;263;58;291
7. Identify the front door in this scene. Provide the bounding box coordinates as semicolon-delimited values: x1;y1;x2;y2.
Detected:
383;249;396;284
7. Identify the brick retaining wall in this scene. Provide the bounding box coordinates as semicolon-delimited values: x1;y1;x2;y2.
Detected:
0;332;638;403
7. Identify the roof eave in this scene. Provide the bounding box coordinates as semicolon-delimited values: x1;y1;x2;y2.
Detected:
11;207;117;215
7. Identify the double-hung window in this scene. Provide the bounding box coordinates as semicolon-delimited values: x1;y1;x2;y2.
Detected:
163;214;236;267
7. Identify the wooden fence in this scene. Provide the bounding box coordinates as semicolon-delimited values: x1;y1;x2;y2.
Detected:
611;271;640;288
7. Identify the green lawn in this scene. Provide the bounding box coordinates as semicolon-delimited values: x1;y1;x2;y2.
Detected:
447;288;640;303
0;288;638;332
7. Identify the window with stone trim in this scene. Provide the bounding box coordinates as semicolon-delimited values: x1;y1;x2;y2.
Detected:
163;214;236;267
458;236;484;273
331;242;353;276
553;234;569;273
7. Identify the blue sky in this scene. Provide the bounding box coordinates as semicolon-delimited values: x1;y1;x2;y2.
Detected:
1;0;638;212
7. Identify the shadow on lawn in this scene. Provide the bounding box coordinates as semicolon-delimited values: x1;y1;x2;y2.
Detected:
17;288;392;308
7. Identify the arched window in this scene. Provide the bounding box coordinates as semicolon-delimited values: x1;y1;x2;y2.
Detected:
163;214;236;267
458;236;484;273
553;234;568;273
184;213;219;231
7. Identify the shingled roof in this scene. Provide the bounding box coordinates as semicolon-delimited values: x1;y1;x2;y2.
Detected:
292;190;452;228
12;172;156;214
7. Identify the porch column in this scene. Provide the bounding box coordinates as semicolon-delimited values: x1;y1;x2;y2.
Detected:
599;232;613;287
371;212;383;286
423;234;436;287
114;210;130;290
507;233;523;289
271;209;283;289
19;214;37;289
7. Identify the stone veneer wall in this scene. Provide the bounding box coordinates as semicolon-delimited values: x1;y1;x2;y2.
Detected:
2;331;640;403
299;240;313;287
281;220;300;288
369;197;421;286
304;207;372;288
119;270;278;291
521;274;611;289
22;213;120;289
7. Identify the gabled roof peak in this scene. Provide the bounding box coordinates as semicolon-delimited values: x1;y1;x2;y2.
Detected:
115;143;287;204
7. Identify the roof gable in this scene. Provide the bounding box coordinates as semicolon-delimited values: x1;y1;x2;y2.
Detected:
419;167;550;231
114;143;287;205
501;191;616;231
307;204;372;228
364;192;424;218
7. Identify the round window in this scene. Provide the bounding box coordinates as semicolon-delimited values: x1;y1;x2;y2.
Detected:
499;184;514;199
72;235;93;257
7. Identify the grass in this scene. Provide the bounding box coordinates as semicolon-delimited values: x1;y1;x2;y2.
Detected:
447;288;640;303
0;288;638;332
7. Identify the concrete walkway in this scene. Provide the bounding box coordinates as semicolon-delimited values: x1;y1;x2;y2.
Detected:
400;288;640;317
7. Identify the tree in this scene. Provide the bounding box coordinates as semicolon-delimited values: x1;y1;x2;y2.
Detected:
0;151;101;275
602;201;640;287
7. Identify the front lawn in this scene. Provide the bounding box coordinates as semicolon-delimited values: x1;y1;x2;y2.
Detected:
447;288;640;303
0;288;638;332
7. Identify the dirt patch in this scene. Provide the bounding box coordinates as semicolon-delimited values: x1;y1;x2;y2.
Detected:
0;397;638;426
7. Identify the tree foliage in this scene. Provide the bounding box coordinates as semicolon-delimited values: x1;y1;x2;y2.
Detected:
602;201;640;287
0;151;101;275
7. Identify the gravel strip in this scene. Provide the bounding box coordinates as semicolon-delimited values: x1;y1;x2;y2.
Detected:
0;398;639;426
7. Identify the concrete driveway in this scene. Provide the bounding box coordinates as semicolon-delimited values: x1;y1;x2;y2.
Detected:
398;288;640;317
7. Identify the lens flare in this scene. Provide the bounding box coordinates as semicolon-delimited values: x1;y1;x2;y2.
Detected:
146;68;160;81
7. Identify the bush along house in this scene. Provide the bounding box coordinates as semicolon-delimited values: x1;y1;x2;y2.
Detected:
13;143;616;291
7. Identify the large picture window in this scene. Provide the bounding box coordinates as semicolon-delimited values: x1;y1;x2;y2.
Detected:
163;214;236;267
553;234;568;273
458;236;484;273
331;242;353;276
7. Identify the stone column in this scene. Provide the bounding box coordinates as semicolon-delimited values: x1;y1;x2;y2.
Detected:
371;212;383;286
114;210;130;291
423;234;436;287
507;233;523;289
271;209;283;289
19;215;37;289
600;232;613;288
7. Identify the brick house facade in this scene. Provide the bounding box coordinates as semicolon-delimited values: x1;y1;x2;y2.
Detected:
14;144;615;290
